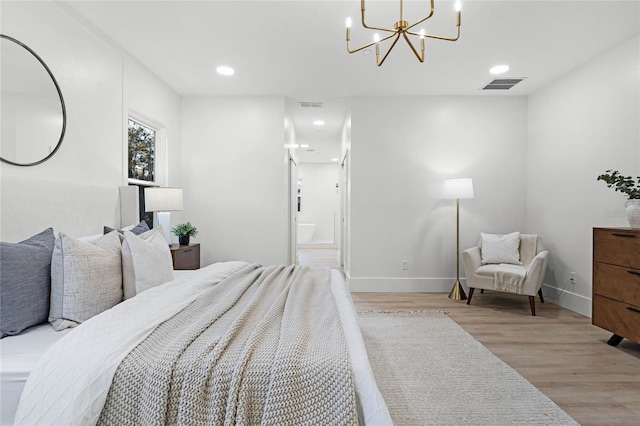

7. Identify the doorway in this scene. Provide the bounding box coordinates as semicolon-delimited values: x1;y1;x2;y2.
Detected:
295;162;341;270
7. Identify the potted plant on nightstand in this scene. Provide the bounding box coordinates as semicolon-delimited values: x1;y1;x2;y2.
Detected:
597;169;640;229
171;222;198;245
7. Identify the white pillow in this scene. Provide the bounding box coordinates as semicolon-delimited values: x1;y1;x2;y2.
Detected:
49;231;123;331
122;227;174;299
480;232;522;265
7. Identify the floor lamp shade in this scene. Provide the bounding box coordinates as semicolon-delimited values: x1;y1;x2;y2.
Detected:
443;178;474;200
144;187;183;243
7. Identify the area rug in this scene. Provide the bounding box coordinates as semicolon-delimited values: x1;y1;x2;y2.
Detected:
357;311;579;425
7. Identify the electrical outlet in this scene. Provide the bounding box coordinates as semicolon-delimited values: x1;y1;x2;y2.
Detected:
402;260;409;270
570;272;576;284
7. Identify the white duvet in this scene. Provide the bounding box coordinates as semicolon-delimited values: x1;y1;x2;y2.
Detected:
14;262;391;426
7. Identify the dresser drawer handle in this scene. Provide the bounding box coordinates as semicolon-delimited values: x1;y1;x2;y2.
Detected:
628;270;640;276
611;233;635;238
627;307;640;315
183;249;193;253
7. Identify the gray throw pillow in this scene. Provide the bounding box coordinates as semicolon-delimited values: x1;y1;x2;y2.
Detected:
49;231;123;331
103;220;150;236
0;228;55;338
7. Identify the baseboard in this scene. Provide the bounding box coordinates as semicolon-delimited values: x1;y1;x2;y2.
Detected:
345;275;592;317
541;283;592;317
347;275;457;292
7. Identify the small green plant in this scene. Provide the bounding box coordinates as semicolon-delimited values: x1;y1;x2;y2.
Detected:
171;222;198;238
597;170;640;199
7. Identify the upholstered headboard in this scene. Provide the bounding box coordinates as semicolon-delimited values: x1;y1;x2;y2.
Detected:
0;175;127;242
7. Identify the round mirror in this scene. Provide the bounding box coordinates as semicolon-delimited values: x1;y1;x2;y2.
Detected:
1;34;66;166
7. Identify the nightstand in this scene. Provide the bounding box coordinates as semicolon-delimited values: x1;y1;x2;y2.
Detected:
170;243;200;270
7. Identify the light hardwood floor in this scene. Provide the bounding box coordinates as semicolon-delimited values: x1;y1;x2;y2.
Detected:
298;248;639;424
297;248;342;270
351;291;640;426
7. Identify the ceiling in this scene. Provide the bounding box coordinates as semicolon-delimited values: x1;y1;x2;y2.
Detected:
61;0;640;162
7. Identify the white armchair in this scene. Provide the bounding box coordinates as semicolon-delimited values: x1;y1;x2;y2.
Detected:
462;234;549;316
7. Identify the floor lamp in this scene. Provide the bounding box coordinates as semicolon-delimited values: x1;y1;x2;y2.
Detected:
144;187;183;244
443;178;474;300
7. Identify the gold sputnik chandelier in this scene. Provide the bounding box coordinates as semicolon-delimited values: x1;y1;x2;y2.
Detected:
345;0;461;66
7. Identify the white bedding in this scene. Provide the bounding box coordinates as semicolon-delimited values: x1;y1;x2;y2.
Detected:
8;263;390;425
0;269;200;426
0;324;70;426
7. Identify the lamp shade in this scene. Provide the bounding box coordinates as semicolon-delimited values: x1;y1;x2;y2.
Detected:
144;187;183;212
443;178;474;199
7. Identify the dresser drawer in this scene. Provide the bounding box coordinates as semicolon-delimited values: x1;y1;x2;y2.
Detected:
593;228;640;269
593;262;640;307
592;295;640;344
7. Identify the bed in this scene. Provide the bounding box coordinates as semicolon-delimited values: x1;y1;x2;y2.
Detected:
0;227;391;425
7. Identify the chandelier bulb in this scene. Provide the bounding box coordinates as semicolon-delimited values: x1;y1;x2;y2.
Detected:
455;1;462;12
419;29;425;39
373;33;381;43
346;17;352;28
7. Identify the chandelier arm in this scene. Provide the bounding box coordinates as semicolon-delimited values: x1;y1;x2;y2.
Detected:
404;0;436;32
401;32;425;63
424;25;461;42
376;33;402;67
347;39;378;54
360;0;396;32
347;30;398;54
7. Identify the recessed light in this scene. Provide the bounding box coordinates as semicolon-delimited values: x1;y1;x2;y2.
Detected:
300;144;310;148
216;66;235;76
313;120;325;126
490;65;510;75
331;158;339;162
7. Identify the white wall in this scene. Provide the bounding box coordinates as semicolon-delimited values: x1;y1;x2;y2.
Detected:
297;162;339;245
124;59;182;189
349;96;528;291
0;0;122;241
180;96;288;267
527;35;640;316
0;1;182;242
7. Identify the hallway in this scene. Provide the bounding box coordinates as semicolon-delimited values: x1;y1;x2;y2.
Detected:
297;248;341;271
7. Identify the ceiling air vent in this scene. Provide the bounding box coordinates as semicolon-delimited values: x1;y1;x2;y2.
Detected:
298;101;324;108
482;78;525;90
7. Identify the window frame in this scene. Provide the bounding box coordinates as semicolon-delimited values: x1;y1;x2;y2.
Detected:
127;115;162;185
126;112;168;227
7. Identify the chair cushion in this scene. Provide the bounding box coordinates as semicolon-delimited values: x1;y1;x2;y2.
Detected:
475;263;527;277
480;232;522;265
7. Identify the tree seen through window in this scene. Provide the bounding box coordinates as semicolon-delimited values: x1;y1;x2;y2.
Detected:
128;119;155;182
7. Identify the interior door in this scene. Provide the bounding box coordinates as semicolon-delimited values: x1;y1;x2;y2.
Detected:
288;155;298;265
339;151;349;270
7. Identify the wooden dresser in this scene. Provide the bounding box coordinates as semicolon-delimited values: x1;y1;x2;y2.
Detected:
592;227;640;345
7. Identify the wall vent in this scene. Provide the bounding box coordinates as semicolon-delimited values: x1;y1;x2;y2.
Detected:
298;101;324;108
481;78;525;90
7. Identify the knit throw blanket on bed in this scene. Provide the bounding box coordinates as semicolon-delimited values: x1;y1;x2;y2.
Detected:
97;264;358;426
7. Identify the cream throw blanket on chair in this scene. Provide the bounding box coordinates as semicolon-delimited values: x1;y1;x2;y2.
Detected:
494;264;527;294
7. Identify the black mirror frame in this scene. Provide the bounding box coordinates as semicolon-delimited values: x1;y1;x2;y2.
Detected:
0;34;67;167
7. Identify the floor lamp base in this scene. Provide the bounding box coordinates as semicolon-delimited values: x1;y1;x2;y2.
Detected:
448;279;467;301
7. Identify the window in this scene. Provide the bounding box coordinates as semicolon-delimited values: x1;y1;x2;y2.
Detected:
128;118;156;182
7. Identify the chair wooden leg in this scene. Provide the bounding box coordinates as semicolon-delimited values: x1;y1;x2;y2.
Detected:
529;295;536;316
538;288;544;304
466;287;475;305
